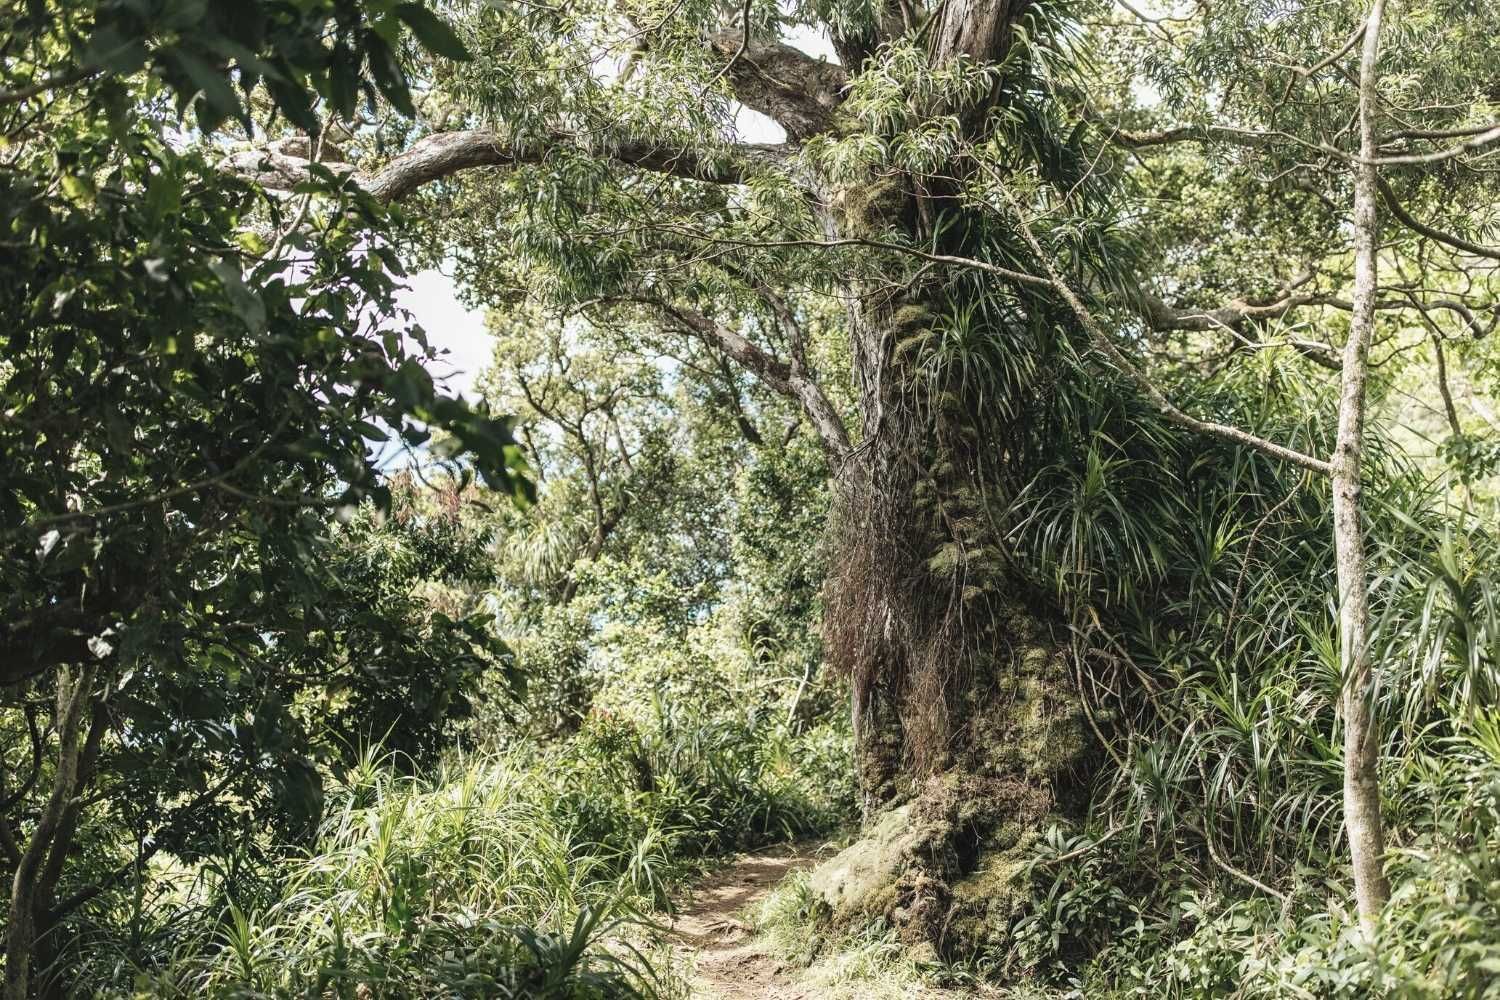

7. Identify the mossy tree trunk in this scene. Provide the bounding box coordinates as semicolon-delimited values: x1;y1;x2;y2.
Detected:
798;3;1101;952
826;279;1094;813
811;159;1096;954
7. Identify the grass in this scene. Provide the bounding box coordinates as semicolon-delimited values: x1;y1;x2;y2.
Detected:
87;706;853;998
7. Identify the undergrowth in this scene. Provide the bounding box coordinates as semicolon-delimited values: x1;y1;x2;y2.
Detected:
751;870;933;999
88;702;852;998
747;454;1500;999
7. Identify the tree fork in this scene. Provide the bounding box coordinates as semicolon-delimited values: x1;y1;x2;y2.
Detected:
4;665;97;1000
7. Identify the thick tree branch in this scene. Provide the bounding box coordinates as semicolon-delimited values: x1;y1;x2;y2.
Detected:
706;31;847;140
622;296;852;460
1135;270;1344;370
0;589;137;688
1377;175;1500;263
1137;267;1320;331
747;283;853;459
1094;120;1283;151
5;664;94;1000
930;0;1034;65
225;129;792;201
1334;0;1392;922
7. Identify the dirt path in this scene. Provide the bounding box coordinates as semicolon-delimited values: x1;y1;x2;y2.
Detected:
668;842;824;1000
668;843;995;1000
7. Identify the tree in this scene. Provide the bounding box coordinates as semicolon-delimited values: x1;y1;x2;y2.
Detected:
240;0;1500;936
0;3;527;994
251;0;1101;825
1334;0;1393;923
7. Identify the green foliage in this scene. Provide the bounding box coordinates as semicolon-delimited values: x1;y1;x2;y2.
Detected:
2;0;471;132
944;497;1500;996
0;6;529;994
4;492;507;985
117;749;659;997
100;700;850;996
1051;749;1500;999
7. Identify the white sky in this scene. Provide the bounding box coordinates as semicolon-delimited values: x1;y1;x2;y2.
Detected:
397;268;490;401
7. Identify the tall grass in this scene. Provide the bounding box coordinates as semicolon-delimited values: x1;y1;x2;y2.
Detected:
88;704;852;998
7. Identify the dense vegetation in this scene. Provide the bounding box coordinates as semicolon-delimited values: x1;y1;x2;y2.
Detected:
4;0;1500;997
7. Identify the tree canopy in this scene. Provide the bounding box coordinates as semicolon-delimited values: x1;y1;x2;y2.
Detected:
6;0;1500;997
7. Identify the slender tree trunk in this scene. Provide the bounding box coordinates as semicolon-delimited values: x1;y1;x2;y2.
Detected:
1334;0;1392;925
29;702;108;1000
4;665;95;1000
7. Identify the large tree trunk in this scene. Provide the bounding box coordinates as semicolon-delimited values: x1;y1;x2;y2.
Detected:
814;159;1095;957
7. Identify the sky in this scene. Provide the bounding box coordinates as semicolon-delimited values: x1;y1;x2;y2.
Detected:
396;24;838;402
397;268;491;401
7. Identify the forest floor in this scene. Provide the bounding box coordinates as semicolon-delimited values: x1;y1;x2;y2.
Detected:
667;843;999;999
667;842;820;1000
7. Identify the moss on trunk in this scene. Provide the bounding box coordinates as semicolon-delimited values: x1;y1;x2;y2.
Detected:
810;617;1093;962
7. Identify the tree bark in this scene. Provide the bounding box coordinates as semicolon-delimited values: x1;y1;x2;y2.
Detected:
29;701;108;1000
224;129;795;199
4;665;95;1000
812;4;1093;819
1334;0;1392;925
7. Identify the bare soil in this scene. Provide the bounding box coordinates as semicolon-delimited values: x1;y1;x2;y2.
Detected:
668;843;825;999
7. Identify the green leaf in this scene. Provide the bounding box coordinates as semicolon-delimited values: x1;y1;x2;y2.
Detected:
395;3;472;61
327;49;359;121
60;174;95;205
209;259;267;334
365;34;416;117
145;169;182;223
265;73;319;132
84;24;150;74
163;48;244;132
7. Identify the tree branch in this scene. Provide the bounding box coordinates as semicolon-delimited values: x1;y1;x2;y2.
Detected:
1430;334;1464;439
999;191;1331;475
1137;267;1321;332
225;128;792;201
620;296;852;460
1369;121;1500;165
705;31;847;140
1377;175;1500;262
1093;121;1283;151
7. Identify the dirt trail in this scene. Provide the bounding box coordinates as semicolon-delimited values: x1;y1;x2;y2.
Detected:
668;843;992;1000
668;842;823;999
